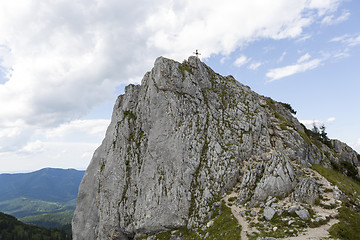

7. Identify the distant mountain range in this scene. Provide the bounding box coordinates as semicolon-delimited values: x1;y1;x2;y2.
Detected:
0;168;84;203
0;168;84;229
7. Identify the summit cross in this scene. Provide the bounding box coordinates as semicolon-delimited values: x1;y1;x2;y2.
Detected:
193;50;201;57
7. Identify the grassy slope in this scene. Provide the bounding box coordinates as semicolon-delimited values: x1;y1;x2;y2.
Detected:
0;197;75;233
20;209;74;228
0;197;76;217
205;201;242;239
312;164;360;201
0;197;77;230
312;164;360;239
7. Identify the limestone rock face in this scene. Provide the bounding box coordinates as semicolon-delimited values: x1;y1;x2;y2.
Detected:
291;177;319;205
72;56;359;239
332;139;359;166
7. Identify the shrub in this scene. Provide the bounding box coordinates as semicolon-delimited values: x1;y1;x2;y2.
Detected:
280;102;297;114
330;160;360;182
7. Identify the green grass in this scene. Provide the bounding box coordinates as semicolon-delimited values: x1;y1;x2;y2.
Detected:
266;98;276;111
250;212;303;239
312;164;360;201
123;110;136;121
138;201;241;240
274;112;287;122
206;201;242;239
100;161;105;172
20;209;74;229
309;217;330;228
0;197;76;234
312;164;360;239
0;197;75;218
227;196;237;202
179;64;193;78
329;203;360;240
298;130;312;146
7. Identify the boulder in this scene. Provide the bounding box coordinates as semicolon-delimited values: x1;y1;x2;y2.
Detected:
295;209;310;220
263;206;276;220
287;205;303;213
291;177;319;205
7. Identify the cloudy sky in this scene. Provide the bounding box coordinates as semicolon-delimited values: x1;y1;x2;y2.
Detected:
1;0;359;173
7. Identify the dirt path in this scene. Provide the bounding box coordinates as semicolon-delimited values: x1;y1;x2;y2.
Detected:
223;174;341;240
224;192;251;240
287;218;339;240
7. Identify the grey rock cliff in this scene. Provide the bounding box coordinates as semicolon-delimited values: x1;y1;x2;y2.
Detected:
72;56;359;239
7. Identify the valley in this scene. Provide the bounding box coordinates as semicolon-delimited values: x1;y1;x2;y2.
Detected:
0;168;84;230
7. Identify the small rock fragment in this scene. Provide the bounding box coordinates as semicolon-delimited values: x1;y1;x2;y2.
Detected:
295;209;310;220
263;206;276;220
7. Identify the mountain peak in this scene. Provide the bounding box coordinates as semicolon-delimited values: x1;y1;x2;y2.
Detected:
73;56;359;240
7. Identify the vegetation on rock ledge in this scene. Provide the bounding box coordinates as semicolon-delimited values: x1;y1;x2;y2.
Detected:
137;201;241;240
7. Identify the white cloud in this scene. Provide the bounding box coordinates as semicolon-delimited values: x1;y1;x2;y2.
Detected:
0;0;162;129
308;0;340;15
333;50;350;59
234;55;249;67
300;117;336;129
300;120;319;127
297;53;311;63
248;61;262;70
0;0;342;127
355;139;360;148
0;120;34;152
347;35;360;47
45;119;110;139
347;138;360;154
143;0;342;57
266;57;322;81
278;51;287;62
0;119;109;172
330;34;349;42
0;141;99;173
296;34;312;42
326;117;336;123
20;140;45;154
0;0;344;172
321;9;350;25
330;33;360;47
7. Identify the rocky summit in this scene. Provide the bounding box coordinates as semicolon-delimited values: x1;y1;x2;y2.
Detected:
72;56;360;240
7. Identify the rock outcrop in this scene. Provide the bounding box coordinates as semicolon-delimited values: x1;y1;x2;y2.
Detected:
290;177;319;205
72;56;359;240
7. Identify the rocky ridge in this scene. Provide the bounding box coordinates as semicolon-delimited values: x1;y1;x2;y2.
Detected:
72;56;360;239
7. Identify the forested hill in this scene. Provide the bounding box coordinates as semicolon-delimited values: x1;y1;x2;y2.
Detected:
0;168;84;230
0;212;71;240
0;168;84;203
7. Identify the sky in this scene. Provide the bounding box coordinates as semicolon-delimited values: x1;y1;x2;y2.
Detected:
0;0;359;173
